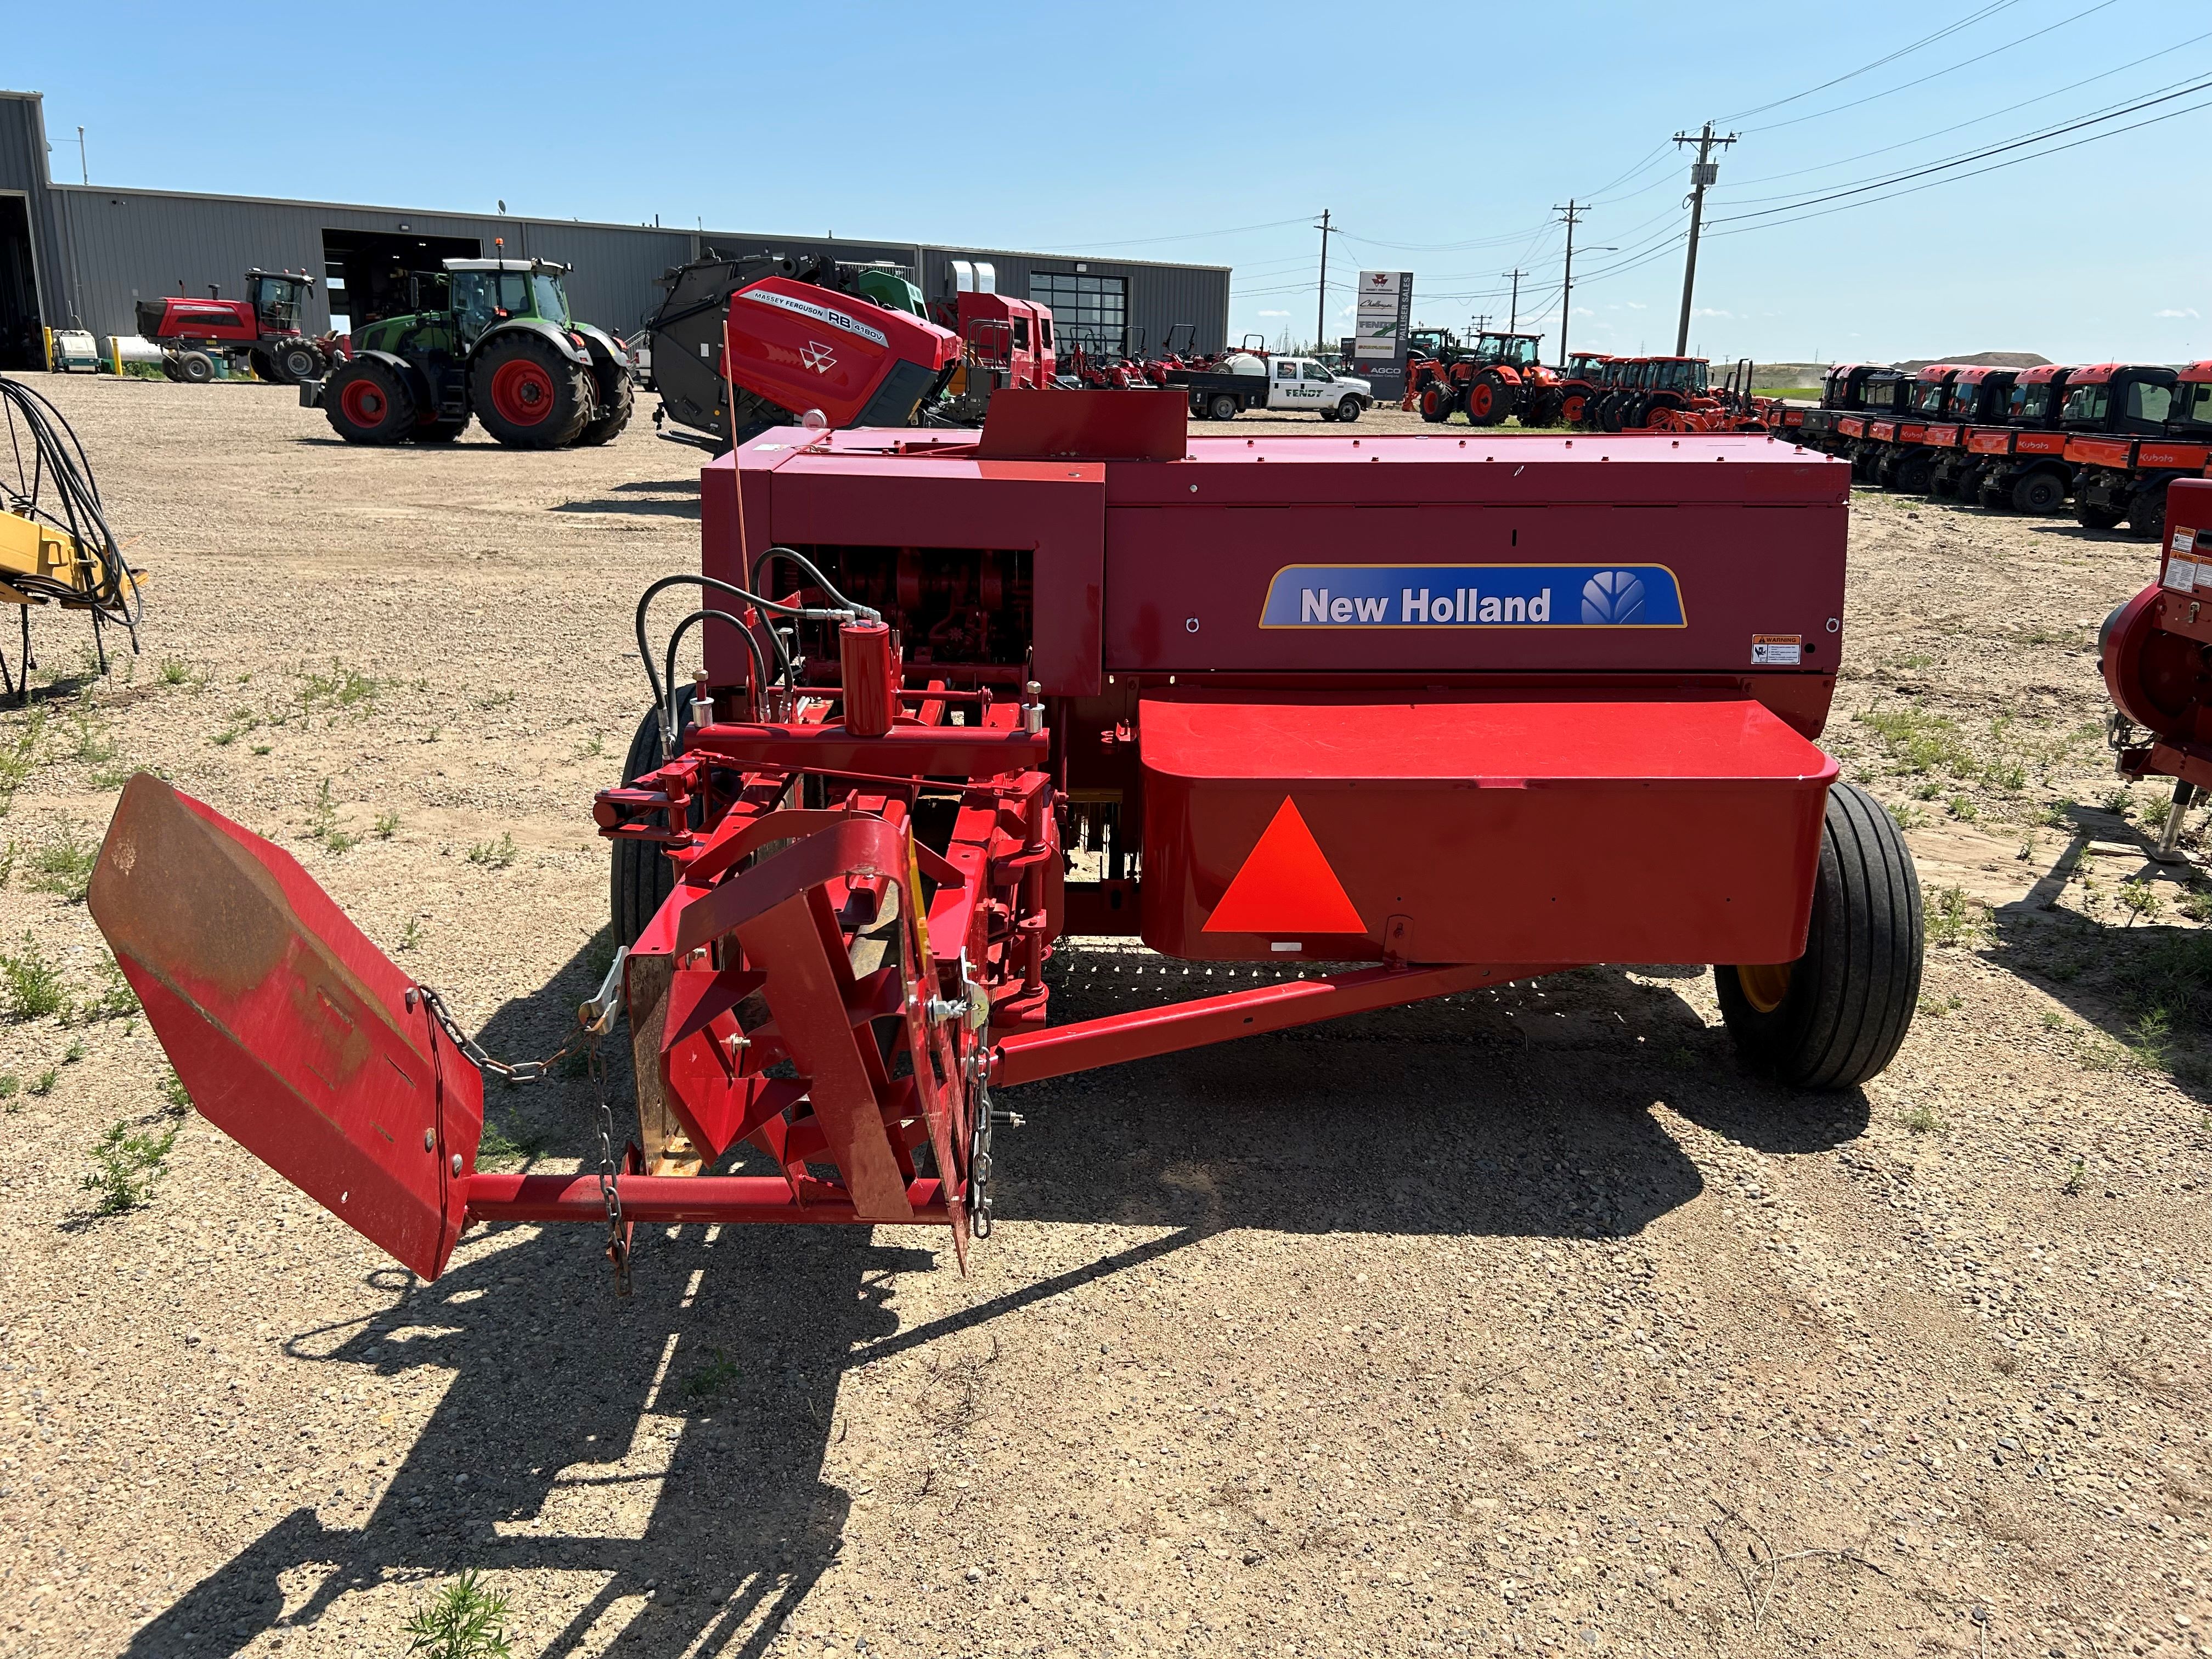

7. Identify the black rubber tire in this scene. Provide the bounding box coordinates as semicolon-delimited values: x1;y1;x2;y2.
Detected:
471;331;593;448
2126;484;2167;542
1335;396;1363;423
2012;469;2067;514
1418;383;1452;424
1599;393;1628;434
277;341;323;384
1716;781;1924;1091
176;350;216;385
249;346;280;383
612;707;680;947
2074;501;2124;531
1891;453;1932;494
323;358;416;444
574;364;635;447
1207;392;1239;421
1523;388;1563;428
414;417;469;443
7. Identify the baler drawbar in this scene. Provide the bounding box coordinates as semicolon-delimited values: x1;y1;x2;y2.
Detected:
88;391;1924;1285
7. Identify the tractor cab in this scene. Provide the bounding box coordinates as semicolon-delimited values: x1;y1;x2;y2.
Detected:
443;258;572;345
1472;331;1544;370
2058;363;2179;436
1644;357;1709;396
245;269;311;336
1564;351;1612;382
1406;328;1461;364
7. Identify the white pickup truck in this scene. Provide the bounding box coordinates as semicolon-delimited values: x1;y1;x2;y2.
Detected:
1168;353;1374;421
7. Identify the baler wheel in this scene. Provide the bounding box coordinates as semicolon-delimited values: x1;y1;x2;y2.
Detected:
323;359;416;444
611;706;691;946
1716;781;1923;1091
2074;501;2124;531
472;333;593;448
176;351;216;385
2011;470;2066;515
1207;393;1239;421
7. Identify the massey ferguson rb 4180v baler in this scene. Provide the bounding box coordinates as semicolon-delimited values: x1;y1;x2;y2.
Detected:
89;391;1922;1283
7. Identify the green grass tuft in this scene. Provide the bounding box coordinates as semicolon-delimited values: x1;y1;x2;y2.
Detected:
80;1119;179;1214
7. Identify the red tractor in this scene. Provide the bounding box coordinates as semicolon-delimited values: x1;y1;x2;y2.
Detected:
1553;353;1616;428
135;269;325;385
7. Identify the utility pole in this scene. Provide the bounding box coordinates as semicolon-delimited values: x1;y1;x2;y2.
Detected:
1552;201;1584;369
1503;268;1525;334
1673;122;1737;356
76;127;87;185
1313;209;1334;354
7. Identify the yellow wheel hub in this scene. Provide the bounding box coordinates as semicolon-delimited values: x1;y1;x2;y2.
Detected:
1736;961;1795;1014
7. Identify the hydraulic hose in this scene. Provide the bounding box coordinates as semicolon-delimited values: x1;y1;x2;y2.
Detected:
749;546;879;623
659;609;768;751
634;573;853;744
0;374;143;634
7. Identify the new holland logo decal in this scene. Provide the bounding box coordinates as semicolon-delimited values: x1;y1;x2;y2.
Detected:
1258;563;1686;628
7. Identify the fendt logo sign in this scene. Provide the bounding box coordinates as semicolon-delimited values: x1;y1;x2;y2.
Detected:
1258;564;1687;629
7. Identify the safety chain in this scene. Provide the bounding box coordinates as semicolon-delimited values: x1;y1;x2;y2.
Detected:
967;1076;995;1239
589;1031;631;1297
407;948;630;1085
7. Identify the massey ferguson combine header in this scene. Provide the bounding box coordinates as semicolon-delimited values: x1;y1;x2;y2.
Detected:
86;392;1923;1284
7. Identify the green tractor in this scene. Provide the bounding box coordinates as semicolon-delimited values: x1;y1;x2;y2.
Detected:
314;258;633;448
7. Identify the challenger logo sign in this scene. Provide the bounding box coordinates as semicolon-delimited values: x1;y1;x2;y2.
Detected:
1258;564;1686;628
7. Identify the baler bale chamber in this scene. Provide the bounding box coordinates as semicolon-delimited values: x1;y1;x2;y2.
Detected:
89;393;1924;1283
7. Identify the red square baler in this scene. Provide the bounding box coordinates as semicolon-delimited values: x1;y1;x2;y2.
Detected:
91;397;1922;1279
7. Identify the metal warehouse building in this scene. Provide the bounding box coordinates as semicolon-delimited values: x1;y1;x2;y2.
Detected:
0;89;1228;372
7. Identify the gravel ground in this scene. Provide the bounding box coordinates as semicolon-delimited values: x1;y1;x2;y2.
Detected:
2;376;2209;1659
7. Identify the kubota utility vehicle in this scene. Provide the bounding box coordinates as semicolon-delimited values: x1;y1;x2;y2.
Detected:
2059;364;2185;535
89;372;1922;1290
1960;364;2077;511
1794;364;1885;454
136;269;324;385
1856;365;1962;491
2061;362;2212;543
1920;368;2019;500
310;258;633;448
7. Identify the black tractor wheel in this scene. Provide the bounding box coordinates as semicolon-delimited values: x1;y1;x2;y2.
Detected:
249;346;280;383
1717;781;1923;1091
574;366;635;447
471;332;593;448
1523;388;1564;428
175;351;216;385
611;707;690;946
323;358;417;445
277;341;323;384
1207;392;1239;421
2012;469;2067;514
1560;389;1590;427
414;417;470;443
1464;373;1511;427
1418;383;1452;424
1600;393;1633;434
2074;500;2124;531
2126;484;2168;541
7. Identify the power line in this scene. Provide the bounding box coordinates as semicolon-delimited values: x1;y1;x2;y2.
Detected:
1709;72;2212;225
1706;87;2212;237
1743;0;2124;134
1714;0;2025;123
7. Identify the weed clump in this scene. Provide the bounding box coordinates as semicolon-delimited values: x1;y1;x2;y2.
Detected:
81;1119;179;1214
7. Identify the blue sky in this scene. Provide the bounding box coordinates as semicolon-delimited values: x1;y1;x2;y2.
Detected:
18;1;2212;365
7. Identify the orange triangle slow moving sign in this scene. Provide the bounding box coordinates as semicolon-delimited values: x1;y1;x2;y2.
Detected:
1203;798;1364;935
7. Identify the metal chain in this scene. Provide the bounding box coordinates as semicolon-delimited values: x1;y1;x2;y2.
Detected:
407;947;629;1085
967;1070;994;1239
589;1031;631;1297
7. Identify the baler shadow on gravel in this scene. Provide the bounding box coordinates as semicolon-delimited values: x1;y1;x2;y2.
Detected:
87;393;1923;1284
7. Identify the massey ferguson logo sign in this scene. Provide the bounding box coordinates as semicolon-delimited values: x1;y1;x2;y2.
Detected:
1258;563;1687;628
737;287;890;348
798;341;838;374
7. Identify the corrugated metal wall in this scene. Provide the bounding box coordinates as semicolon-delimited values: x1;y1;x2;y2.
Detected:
5;91;1231;355
919;246;1231;356
0;92;70;325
